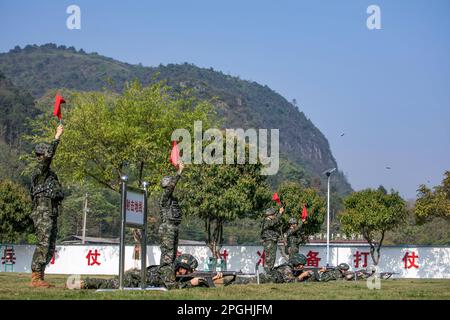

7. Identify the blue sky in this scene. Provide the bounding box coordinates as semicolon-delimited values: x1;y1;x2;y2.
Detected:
1;0;449;199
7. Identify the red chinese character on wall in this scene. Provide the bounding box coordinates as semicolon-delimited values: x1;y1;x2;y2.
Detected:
1;246;16;265
86;249;101;266
402;251;419;269
137;201;143;213
219;249;229;261
256;250;266;266
306;251;321;267
353;251;370;268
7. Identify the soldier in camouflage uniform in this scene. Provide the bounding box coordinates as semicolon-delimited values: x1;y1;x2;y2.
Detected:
159;162;184;268
234;253;310;285
29;125;64;288
260;207;284;272
285;218;302;259
316;263;352;282
78;254;223;290
289;253;320;282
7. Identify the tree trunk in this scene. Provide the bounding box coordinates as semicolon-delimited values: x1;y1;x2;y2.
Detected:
369;243;379;265
367;231;385;266
138;161;144;186
205;217;224;259
362;226;379;266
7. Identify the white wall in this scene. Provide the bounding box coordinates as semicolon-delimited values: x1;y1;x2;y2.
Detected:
1;244;449;278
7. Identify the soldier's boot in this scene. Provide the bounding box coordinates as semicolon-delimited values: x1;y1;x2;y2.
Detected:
40;270;55;288
30;271;53;288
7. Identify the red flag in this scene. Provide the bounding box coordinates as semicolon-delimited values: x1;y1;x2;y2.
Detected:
53;94;65;120
170;141;180;167
272;192;281;205
302;204;308;222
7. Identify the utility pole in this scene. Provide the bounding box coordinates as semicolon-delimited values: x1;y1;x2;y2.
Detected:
82;193;88;244
324;168;336;267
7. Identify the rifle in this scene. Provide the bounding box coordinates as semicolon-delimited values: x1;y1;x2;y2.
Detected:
176;271;255;288
379;272;399;280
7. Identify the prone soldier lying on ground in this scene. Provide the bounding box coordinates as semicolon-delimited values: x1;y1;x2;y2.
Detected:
313;263;353;282
71;254;226;290
176;271;243;287
233;253;313;284
233;255;358;284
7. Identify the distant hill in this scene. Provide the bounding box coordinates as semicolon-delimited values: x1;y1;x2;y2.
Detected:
0;43;352;195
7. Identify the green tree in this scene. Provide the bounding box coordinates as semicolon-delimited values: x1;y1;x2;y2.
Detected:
0;179;33;243
179;156;271;258
277;181;326;244
24;82;215;245
25;81;215;192
340;188;407;265
415;171;450;223
58;183;119;240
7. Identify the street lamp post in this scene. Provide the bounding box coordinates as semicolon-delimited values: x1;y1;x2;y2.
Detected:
119;174;128;290
324;168;336;267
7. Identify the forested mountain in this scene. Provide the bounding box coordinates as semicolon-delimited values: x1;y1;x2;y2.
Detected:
0;43;352;195
0;71;39;147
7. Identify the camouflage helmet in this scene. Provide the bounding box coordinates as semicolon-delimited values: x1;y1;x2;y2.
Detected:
34;143;51;157
289;253;307;266
174;253;198;271
337;263;350;271
160;176;174;188
289;218;298;224
265;208;276;216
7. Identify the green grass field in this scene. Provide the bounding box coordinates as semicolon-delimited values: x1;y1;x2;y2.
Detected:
0;273;449;300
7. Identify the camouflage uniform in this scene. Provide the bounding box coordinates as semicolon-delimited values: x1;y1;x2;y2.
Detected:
264;263;297;283
30;139;64;273
83;265;193;290
317;263;351;282
83;254;197;290
285;222;302;259
235;254;308;285
260;208;282;272
158;174;182;267
344;268;375;281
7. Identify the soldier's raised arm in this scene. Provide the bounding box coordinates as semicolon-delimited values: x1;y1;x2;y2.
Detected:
160;162;184;200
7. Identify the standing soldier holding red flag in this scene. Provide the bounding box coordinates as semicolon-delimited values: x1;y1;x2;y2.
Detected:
260;205;285;273
285;217;302;259
29;124;64;287
285;203;309;259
